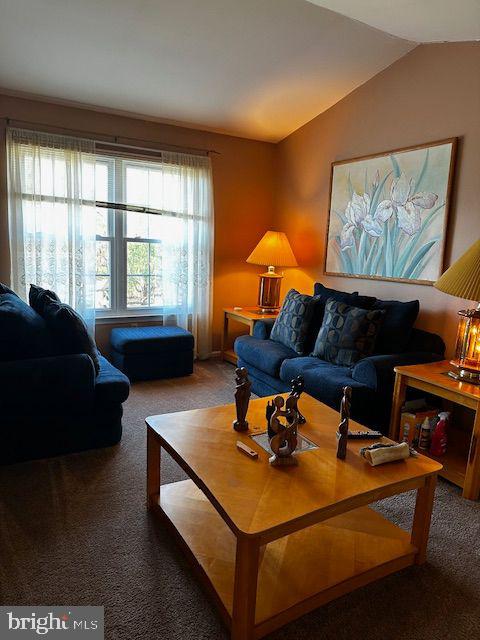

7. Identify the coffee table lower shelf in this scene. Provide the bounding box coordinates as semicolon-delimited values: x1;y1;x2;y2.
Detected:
153;479;417;639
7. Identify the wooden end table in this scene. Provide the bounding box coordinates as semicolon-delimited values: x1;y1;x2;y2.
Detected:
221;307;278;365
147;393;441;640
389;360;480;500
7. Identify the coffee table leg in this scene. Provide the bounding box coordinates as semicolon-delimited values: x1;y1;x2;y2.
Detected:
231;536;260;640
389;372;407;440
411;474;437;564
147;427;161;509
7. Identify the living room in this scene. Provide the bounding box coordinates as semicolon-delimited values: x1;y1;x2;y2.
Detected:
0;1;479;639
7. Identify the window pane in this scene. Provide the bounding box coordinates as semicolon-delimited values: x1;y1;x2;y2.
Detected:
125;166;148;206
127;242;149;275
149;243;162;275
150;276;163;307
95;276;111;310
126;211;148;239
96;241;110;275
127;275;149;307
95;162;109;202
96;209;109;237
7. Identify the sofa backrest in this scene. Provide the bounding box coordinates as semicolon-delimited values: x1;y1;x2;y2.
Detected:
312;282;445;356
405;328;445;356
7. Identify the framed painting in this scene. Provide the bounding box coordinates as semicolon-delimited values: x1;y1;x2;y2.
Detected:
324;138;457;284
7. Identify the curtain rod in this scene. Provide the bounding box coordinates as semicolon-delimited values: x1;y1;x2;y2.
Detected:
2;117;220;157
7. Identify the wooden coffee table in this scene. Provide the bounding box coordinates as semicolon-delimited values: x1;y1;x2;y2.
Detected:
146;394;442;640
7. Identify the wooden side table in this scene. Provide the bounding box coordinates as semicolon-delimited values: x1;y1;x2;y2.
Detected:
389;360;480;500
221;307;278;365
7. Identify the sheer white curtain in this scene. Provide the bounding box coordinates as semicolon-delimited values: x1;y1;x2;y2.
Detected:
7;128;96;333
122;151;214;358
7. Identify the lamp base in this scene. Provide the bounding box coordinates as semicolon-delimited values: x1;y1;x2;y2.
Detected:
257;268;282;314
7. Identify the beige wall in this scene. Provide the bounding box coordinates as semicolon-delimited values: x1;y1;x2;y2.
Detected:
0;94;276;352
275;42;480;357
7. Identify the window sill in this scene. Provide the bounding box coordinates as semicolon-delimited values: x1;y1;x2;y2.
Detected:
95;313;165;326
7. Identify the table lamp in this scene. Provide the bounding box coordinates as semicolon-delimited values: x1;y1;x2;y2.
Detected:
246;230;298;312
434;238;480;384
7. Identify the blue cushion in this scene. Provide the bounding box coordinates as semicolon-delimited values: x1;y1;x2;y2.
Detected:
234;335;297;377
42;300;100;375
0;282;17;295
110;326;194;355
0;293;53;361
237;359;291;395
270;289;319;355
309;284;377;348
95;355;130;405
29;284;60;315
280;357;378;422
312;299;385;366
373;298;419;354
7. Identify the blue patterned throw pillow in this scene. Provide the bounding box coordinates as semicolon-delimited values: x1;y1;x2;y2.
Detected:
270;289;317;355
312;298;385;367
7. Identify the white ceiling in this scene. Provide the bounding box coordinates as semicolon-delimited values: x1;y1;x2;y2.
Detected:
0;0;416;142
308;1;480;43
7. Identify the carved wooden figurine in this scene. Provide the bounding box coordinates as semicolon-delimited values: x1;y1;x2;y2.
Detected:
268;395;300;466
289;374;306;424
337;386;352;460
266;400;275;438
233;367;251;432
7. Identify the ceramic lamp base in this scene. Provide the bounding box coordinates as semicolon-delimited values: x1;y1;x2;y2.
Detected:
257;268;282;313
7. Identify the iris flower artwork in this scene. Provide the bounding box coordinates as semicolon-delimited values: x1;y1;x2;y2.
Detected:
325;139;456;284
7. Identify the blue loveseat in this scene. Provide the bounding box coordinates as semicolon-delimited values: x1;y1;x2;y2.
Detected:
235;284;445;432
0;286;130;464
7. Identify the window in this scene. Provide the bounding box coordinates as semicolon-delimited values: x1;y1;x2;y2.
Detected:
8;128;214;357
94;153;211;317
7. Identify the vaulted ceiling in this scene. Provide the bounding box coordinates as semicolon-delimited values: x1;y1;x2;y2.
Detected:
0;1;476;142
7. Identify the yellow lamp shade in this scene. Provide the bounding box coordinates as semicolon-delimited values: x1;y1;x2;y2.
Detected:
434;238;480;302
246;231;298;268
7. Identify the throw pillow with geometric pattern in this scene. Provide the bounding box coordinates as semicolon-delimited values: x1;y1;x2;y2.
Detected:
270;289;317;355
311;298;385;366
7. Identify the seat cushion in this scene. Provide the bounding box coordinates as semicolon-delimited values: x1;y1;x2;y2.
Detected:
0;292;53;361
312;299;385;366
279;356;339;381
234;335;297;377
95;355;130;406
110;326;194;355
270;289;318;354
279;357;380;425
373;298;419;354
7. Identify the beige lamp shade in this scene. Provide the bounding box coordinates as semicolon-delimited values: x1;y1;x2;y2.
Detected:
434;238;480;302
246;231;298;267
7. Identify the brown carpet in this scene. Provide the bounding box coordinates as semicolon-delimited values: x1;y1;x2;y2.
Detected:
1;360;479;640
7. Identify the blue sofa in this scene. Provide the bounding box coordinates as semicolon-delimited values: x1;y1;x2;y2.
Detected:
0;288;130;465
235;284;445;432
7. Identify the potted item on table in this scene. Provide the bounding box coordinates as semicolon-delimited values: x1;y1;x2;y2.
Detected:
418;416;433;451
429;411;450;457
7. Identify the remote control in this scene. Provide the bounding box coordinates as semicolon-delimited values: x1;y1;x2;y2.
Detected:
336;430;383;439
236;441;258;459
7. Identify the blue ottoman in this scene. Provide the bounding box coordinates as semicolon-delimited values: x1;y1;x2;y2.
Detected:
110;326;194;382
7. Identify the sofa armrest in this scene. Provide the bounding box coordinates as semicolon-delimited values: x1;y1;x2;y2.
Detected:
352;352;443;392
0;354;96;415
253;319;276;340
